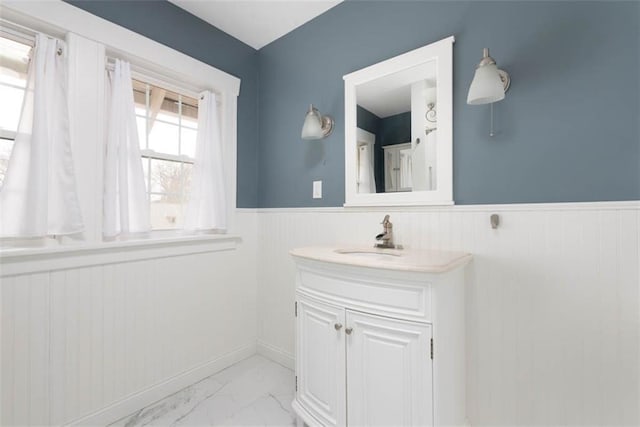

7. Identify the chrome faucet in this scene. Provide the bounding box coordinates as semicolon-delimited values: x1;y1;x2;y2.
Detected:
374;215;395;249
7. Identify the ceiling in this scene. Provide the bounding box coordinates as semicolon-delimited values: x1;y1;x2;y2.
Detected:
357;61;437;118
169;0;343;50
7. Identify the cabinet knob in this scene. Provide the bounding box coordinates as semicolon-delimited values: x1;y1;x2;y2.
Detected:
334;323;343;331
345;327;353;335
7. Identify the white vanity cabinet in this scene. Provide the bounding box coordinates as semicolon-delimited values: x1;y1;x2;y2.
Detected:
295;296;432;427
290;247;471;427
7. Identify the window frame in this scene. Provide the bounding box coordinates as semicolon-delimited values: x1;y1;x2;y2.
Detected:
102;61;232;239
0;25;34;189
0;23;66;248
130;73;200;231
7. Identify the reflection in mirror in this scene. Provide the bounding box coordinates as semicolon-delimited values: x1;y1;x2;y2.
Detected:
356;128;376;194
344;35;453;207
355;60;437;194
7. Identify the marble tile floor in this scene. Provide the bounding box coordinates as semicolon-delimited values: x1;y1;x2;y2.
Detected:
111;355;296;427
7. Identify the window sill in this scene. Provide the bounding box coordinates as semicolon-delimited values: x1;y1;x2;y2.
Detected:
0;234;241;276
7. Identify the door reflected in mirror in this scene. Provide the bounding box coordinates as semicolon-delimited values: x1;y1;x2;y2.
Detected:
355;60;438;194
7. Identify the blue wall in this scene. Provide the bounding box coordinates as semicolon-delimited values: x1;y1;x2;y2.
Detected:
258;0;639;207
356;105;379;136
65;0;260;208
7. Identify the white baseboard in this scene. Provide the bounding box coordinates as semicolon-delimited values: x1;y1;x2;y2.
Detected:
257;340;295;370
67;343;257;426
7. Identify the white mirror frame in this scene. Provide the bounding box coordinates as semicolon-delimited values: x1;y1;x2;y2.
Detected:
343;35;455;207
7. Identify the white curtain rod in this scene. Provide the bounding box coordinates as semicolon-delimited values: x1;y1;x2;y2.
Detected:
105;56;222;101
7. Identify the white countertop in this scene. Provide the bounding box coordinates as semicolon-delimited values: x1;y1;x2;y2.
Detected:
290;246;472;274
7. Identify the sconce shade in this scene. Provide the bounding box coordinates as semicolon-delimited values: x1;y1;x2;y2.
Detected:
466;48;510;105
301;104;334;140
424;87;437;105
467;63;505;105
301;106;323;139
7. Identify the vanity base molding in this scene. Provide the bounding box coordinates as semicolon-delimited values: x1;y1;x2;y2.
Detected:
292;399;324;427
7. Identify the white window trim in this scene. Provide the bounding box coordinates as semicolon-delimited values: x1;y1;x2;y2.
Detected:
1;1;240;249
0;234;240;277
140;149;195;164
0;18;36;48
0;129;17;141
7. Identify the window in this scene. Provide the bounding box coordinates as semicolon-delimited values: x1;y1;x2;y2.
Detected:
0;34;32;187
0;9;239;245
133;79;198;230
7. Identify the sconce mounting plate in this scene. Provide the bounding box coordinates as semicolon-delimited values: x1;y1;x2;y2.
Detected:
498;69;511;93
321;115;334;138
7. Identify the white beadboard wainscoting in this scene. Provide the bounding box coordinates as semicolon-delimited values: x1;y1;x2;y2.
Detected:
255;202;640;426
2;204;638;426
0;213;258;426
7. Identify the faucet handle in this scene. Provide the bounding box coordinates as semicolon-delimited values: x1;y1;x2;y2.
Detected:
381;214;390;224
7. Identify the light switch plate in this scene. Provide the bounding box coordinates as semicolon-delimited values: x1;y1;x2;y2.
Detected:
313;181;322;199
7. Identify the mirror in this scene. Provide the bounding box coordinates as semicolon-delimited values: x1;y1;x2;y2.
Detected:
344;36;454;206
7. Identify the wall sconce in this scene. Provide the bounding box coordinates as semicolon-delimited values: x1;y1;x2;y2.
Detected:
301;104;334;140
466;48;510;136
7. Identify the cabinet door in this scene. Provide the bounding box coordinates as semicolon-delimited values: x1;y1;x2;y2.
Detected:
296;296;346;426
346;311;433;427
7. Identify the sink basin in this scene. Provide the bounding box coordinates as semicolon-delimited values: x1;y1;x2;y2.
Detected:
334;249;402;260
290;246;472;273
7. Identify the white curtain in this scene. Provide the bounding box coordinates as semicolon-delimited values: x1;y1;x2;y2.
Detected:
0;34;83;238
411;130;437;191
386;151;395;190
185;91;226;231
357;143;376;193
103;59;150;237
399;149;412;189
